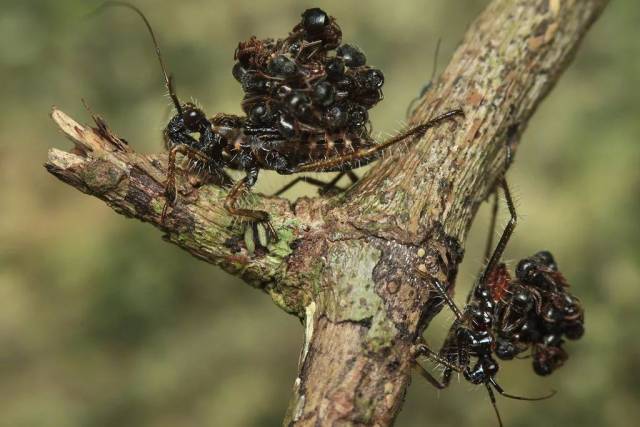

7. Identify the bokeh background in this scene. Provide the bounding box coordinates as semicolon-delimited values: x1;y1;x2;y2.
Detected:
1;0;638;426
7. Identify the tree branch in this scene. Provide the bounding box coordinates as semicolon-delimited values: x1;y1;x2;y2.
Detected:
46;0;608;425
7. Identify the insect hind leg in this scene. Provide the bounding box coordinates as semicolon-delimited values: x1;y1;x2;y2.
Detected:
293;109;464;173
161;144;228;222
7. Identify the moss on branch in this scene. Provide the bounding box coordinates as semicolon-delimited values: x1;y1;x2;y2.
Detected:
46;0;608;425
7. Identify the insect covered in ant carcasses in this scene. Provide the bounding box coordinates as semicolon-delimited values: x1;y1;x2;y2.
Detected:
153;6;465;241
489;250;585;376
413;179;585;427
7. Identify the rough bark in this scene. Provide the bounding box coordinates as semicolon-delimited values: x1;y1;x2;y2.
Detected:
45;0;608;425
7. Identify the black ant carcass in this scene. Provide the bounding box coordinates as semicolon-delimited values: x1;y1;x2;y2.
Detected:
101;3;463;242
413;179;585;426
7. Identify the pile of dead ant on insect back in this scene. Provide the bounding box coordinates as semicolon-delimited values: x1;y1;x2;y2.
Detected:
96;3;460;247
233;8;384;147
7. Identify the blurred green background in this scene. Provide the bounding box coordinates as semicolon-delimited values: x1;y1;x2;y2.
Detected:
1;0;638;426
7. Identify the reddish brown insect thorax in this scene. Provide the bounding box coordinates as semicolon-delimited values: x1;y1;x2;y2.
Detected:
486;263;512;303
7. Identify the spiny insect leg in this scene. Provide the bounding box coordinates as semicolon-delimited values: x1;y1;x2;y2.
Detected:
161;144;221;222
414;342;463;374
224;169;277;242
479;179;517;286
417;270;465;321
293;109;464;173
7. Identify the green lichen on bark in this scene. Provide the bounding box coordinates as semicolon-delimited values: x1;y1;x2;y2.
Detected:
45;1;609;425
323;241;398;351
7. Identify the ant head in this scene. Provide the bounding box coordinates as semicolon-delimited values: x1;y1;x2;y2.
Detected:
464;357;498;384
563;320;585;340
515;258;543;285
181;103;207;132
534;250;558;271
337;44;367;67
533;345;568;376
469;306;492;329
473;284;491;301
297;8;341;49
512;288;534;313
533;358;553;376
301;8;330;34
495;338;517;360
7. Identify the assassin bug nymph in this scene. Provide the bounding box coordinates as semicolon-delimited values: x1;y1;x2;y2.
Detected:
412;179;584;426
102;3;464;242
413;180;554;427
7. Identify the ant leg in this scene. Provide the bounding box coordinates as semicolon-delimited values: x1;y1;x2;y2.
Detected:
489;378;556;401
224;168;277;242
314;171;359;195
479;179;517;285
484;383;505;427
292;109;464;173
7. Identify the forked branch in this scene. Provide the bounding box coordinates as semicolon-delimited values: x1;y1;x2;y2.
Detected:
46;0;608;425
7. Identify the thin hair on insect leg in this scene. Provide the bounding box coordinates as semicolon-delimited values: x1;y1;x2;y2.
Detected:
93;1;182;114
479;179;517;287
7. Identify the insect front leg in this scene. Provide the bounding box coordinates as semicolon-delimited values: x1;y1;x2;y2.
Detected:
412;339;463;390
161;144;227;222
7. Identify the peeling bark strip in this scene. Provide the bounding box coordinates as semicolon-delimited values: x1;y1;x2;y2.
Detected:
46;1;607;425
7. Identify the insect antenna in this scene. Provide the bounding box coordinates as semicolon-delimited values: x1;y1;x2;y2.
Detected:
406;37;442;117
489;378;556;401
483;383;504;427
93;1;183;114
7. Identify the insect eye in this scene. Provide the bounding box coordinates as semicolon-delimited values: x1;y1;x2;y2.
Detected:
183;107;205;131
